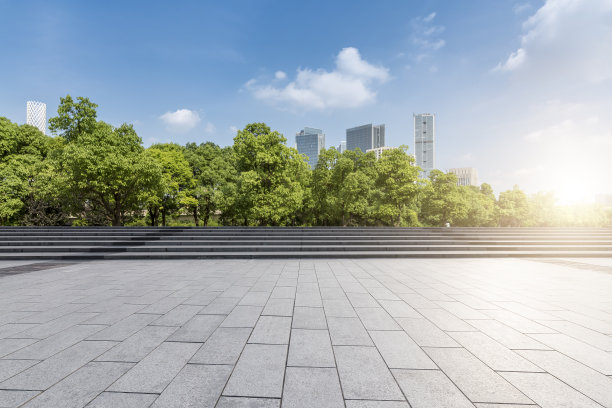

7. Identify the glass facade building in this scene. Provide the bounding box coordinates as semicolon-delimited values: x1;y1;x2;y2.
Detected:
346;123;385;153
296;127;325;169
26;101;46;134
414;113;435;177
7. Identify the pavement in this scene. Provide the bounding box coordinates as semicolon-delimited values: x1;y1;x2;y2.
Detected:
0;258;611;407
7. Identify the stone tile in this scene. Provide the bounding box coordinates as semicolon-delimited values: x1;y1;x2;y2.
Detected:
466;319;549;350
86;304;145;325
484;310;555;334
517;349;612;407
17;311;99;339
327;317;373;346
18;302;85;324
190;327;252;365
248;316;291;345
345;401;410;408
108;342;200;393
168;314;225;342
88;313;159;341
377;300;421;318
392;369;474;408
216;396;280;407
295;291;323;307
449;332;542;372
184;291;219;306
320;287;346;300
292;307;327;329
356;307;401;330
23;362;133;408
140;297;187;314
221;285;251;298
223;344;287;398
262;298;294;316
425;347;532;404
538;319;612;351
529;333;612;375
0;390;39;407
419;308;476;331
0;359;39;382
200;297;241;315
323;299;357;317
398;293;439;309
8;324;105;359
437;301;490;319
97;325;177;362
396;317;459;347
282;367;344;408
0;323;37;338
334;345;404;400
85;391;158;408
0;340;116;390
239;292;270;307
473;405;538;408
151;364;232;408
221;306;263;328
369;330;436;369
0;338;39;358
501;372;602;408
288;329;335;367
152;305;203;327
347;292;379;308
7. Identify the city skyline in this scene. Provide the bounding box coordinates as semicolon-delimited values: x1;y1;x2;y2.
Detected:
1;0;610;203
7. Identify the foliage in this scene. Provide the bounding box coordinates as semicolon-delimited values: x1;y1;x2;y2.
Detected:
48;95;98;142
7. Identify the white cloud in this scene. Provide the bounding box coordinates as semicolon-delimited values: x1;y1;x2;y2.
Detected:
513;3;532;14
246;47;389;110
204;122;216;133
493;48;526;71
409;11;446;60
423;12;436;22
229;125;239;134
159;109;201;133
494;0;612;82
274;71;287;80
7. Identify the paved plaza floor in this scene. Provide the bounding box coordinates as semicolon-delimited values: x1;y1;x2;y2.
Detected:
1;258;611;407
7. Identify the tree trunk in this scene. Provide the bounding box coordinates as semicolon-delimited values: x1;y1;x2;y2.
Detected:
162;210;166;227
193;208;199;227
112;200;122;226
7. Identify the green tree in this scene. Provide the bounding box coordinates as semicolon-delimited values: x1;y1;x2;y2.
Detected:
497;185;529;227
46;121;161;225
48;95;98;142
420;170;468;226
458;183;497;227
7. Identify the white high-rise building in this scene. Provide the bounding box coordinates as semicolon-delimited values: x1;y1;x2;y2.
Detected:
338;141;346;153
26;101;47;134
449;167;479;186
296;127;325;169
366;146;396;160
414;113;435;177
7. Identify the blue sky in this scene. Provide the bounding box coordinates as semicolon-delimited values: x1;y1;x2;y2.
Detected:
1;0;611;202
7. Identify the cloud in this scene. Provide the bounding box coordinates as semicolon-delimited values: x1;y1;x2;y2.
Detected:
204;122;216;133
423;12;436;23
229;125;239;134
409;11;446;61
493;48;526;71
159;109;201;133
246;47;389;110
494;0;612;82
274;71;287;80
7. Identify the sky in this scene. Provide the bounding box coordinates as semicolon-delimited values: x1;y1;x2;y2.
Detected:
1;0;611;203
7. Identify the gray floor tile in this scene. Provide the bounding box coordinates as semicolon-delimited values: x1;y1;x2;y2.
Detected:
323;299;357;317
221;306;263;328
425;347;532;404
466;319;549;350
0;338;39;358
96;325;177;362
190;327;252;365
85;391;158;408
345;401;410;408
396;317;459;347
334;345;404;400
501;372;602;408
282;367;344;408
356;307;401;330
392;369;474;408
108;342;200;393
418;308;476;331
200;297;241;315
288;329;335;367
239;292;270;307
88;313;159;341
152;305;203;327
8;324;105;359
223;344;287;398
248;316;291;345
0;390;39;407
168;314;225;342
539;319;612;351
262;298;294;316
0;359;39;383
151;364;232;408
377;300;421;318
327;317;373;346
216;396;280;407
292;307;327;329
370;330;436;369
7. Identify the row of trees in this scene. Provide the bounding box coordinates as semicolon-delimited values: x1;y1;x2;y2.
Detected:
1;96;610;227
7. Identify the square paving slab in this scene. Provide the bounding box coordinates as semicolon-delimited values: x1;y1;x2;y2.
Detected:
0;258;611;407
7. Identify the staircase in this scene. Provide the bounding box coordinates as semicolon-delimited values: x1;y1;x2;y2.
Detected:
1;227;611;259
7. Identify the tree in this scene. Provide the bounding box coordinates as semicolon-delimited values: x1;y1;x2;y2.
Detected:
373;147;421;226
420;170;469;226
47;121;161;225
497;185;529;227
146;144;194;226
457;183;497;227
228;123;308;226
48;95;98;142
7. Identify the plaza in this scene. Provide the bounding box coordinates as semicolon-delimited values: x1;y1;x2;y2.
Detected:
1;257;611;407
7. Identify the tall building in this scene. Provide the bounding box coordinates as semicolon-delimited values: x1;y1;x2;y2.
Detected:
414;113;435;177
338;141;346;153
26;101;47;134
346;123;385;153
366;146;396;160
449;167;479;186
296;127;325;169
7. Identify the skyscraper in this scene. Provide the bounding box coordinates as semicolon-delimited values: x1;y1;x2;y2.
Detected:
26;101;46;134
414;113;435;177
449;167;479;186
346;123;385;153
296;127;325;169
338;141;346;153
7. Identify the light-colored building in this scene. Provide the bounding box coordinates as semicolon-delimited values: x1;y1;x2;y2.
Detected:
414;113;435;177
366;146;396;160
449;167;479;186
346;123;385;153
26;101;46;134
296;127;325;169
338;141;346;153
